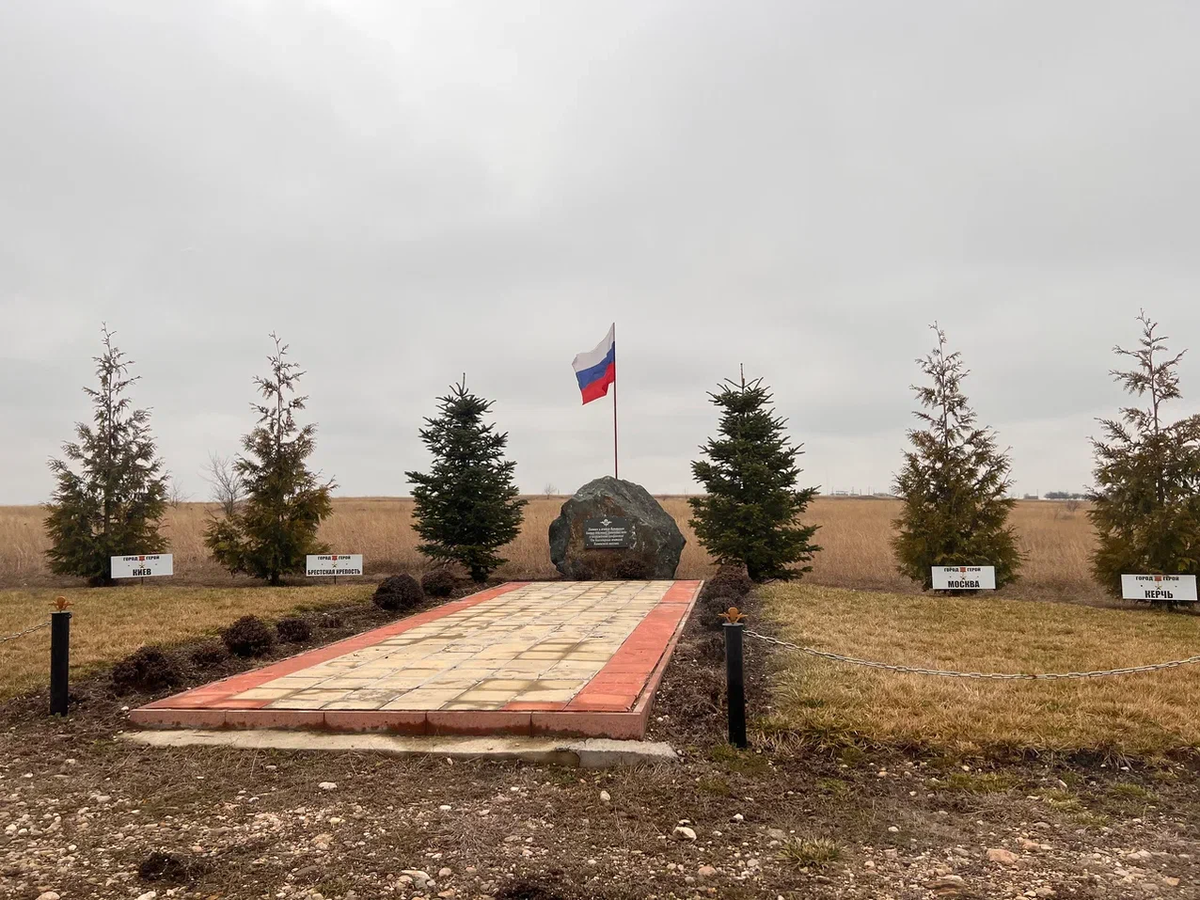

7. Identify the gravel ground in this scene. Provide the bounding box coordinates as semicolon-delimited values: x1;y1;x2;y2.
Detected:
2;593;1199;900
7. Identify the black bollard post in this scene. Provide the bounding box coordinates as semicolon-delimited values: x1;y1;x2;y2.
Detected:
50;610;71;716
724;621;748;749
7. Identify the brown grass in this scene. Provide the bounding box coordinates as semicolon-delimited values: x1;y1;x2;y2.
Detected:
0;584;373;700
0;497;1103;600
761;582;1200;755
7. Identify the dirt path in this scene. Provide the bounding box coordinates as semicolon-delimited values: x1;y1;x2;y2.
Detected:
2;598;1199;900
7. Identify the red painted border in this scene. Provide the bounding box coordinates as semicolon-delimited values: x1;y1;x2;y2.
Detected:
130;580;704;740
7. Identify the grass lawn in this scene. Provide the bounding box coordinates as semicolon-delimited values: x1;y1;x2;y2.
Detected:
0;584;375;700
760;583;1200;756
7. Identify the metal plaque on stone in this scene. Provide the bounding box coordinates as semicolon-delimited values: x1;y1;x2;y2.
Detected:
583;516;635;549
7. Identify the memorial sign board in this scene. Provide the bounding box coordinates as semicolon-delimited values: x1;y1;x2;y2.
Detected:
111;554;174;579
1121;574;1198;603
306;554;364;577
583;516;635;549
931;565;996;590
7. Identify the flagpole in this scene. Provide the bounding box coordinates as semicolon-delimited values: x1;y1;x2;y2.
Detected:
612;322;619;480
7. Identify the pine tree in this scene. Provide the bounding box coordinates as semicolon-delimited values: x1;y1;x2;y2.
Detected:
1089;312;1200;604
45;326;169;585
893;324;1021;590
205;334;334;585
689;369;820;582
406;379;526;583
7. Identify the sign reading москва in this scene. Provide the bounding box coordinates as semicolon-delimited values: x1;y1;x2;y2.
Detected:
931;565;996;590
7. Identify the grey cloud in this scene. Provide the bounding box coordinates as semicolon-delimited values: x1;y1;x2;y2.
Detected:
3;0;1200;504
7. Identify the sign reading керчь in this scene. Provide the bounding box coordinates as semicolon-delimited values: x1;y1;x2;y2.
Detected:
111;554;174;579
931;565;996;590
1121;574;1198;603
306;554;364;577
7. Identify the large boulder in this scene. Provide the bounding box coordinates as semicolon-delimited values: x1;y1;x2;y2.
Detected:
549;477;685;580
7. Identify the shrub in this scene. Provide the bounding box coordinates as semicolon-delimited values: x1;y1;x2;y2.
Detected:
112;646;181;693
893;324;1022;590
407;380;526;582
689;371;820;581
614;557;652;580
373;574;424;612
204;335;334;585
222;615;275;657
275;616;312;643
1090;312;1200;607
189;640;229;668
421;568;458;598
699;594;740;630
44;327;169;585
702;565;753;601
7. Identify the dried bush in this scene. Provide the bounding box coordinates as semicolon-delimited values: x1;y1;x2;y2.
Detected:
222;615;275;657
112;646;181;693
275;615;312;643
189;640;229;668
702;565;753;601
372;574;424;612
421;568;458;598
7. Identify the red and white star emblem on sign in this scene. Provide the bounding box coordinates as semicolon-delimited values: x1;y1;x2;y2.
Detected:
331;555;338;561
960;566;967;572
1155;575;1163;582
139;556;145;561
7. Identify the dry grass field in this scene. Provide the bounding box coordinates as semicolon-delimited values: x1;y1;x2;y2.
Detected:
0;496;1104;599
761;582;1200;755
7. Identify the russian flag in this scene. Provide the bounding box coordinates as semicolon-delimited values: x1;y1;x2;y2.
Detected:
572;324;616;404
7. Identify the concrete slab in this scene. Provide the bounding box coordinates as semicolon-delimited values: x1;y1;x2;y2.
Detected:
132;580;702;740
120;727;678;769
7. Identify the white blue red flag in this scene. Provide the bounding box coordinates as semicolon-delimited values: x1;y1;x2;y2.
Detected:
571;324;616;405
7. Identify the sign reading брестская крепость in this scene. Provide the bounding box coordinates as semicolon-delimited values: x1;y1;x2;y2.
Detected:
305;554;364;577
931;565;996;590
111;554;174;578
1121;574;1198;603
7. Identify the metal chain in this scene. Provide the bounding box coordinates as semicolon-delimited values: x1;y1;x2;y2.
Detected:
744;629;1200;680
0;621;51;645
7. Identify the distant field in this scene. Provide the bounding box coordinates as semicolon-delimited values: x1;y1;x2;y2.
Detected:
761;583;1200;755
0;496;1104;601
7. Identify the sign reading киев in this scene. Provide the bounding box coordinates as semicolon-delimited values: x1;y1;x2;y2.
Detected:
931;565;996;590
306;554;364;577
111;554;174;579
1121;574;1198;603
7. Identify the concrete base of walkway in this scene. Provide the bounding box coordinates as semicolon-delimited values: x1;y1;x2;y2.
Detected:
121;727;678;769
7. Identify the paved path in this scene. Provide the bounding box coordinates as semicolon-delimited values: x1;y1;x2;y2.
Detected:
132;580;702;739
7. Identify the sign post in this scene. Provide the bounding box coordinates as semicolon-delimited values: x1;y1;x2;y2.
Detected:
111;554;174;584
931;566;997;591
1121;574;1198;604
306;555;364;585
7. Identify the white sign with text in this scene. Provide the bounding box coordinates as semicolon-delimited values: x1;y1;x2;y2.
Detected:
1121;574;1198;603
931;565;996;590
111;554;174;579
306;554;364;577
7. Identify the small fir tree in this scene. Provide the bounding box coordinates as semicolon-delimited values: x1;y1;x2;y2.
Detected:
205;334;333;585
893;324;1021;590
689;369;820;582
1089;313;1200;604
45;326;170;585
406;379;526;583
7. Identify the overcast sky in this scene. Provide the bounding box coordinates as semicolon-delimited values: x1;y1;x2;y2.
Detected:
3;1;1200;505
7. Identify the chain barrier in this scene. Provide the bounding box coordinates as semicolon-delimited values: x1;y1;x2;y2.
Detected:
743;629;1200;680
0;620;51;645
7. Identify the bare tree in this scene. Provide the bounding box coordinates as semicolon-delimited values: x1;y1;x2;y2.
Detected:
204;452;244;517
543;482;558;498
167;478;192;509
